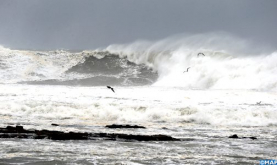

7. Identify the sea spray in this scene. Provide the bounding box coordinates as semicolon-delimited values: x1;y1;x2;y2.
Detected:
105;33;277;90
0;33;276;90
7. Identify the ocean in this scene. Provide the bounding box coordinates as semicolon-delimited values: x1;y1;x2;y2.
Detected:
0;36;277;164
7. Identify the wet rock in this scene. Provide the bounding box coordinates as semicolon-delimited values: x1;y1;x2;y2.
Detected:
248;137;257;140
243;136;257;140
16;125;24;132
105;124;146;129
0;125;179;141
102;133;178;141
3;126;32;133
229;134;257;140
6;126;15;131
228;134;239;138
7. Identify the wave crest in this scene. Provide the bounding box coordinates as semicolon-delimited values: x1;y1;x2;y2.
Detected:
103;33;277;90
1;33;276;90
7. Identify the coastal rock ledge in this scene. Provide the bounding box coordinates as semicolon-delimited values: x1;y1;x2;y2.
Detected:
105;124;146;129
0;126;180;141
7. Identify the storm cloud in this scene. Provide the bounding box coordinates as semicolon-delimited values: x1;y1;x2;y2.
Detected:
0;0;276;50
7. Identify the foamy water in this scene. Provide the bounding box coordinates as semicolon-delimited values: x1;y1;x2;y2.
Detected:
105;34;277;91
0;34;277;164
0;84;277;129
0;84;277;164
1;33;277;90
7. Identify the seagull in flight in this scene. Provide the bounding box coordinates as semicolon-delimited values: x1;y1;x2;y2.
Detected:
183;67;190;73
107;86;115;93
197;52;205;57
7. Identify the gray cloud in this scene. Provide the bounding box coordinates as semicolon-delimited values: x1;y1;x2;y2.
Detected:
0;0;276;50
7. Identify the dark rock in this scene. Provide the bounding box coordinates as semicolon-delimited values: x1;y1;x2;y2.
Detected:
228;134;239;138
101;133;179;141
16;125;23;129
0;125;179;141
51;123;59;126
243;136;257;140
6;126;15;131
229;134;257;140
16;125;24;132
2;126;32;134
49;132;88;140
105;124;146;129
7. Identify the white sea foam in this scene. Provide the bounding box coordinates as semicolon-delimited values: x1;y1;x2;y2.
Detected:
1;33;276;90
105;33;277;91
0;48;86;83
0;84;276;129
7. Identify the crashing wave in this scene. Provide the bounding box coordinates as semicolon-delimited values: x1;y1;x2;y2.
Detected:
0;32;276;90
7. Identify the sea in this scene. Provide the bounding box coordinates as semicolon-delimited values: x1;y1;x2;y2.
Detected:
0;35;277;164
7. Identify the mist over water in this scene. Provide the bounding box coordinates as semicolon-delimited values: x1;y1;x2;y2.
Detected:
105;33;277;90
1;33;276;90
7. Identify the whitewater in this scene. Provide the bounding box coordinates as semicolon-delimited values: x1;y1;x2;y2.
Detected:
0;34;277;164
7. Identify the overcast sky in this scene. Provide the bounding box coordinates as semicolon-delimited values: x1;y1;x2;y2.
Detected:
0;0;276;50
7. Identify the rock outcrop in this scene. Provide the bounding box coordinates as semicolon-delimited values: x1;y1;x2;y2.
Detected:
0;126;179;141
105;124;146;129
228;134;257;140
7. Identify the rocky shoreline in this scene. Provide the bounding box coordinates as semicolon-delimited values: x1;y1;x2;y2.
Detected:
0;125;180;141
0;125;257;141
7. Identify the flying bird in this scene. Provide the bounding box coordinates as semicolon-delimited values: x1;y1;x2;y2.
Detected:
197;53;205;57
183;67;190;73
107;86;115;93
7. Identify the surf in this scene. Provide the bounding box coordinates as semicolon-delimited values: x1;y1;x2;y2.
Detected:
1;33;276;91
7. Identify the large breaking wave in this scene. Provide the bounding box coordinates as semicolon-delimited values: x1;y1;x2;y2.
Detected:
0;47;157;86
0;33;276;90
